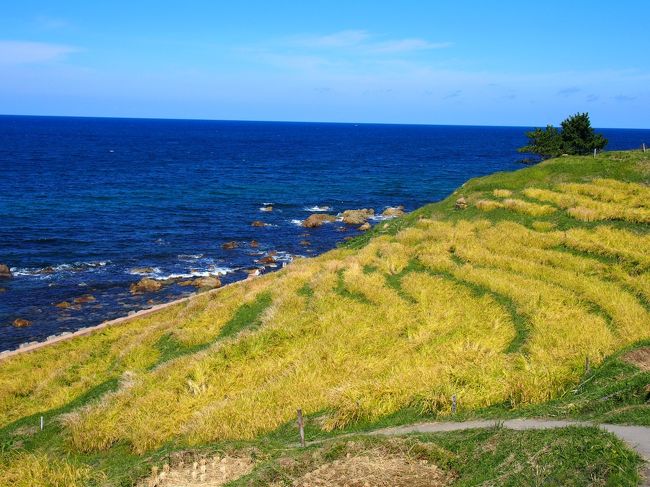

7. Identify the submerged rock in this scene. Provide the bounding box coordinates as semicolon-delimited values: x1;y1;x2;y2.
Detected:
13;318;31;328
38;266;56;275
258;255;277;265
222;241;238;250
382;206;405;218
302;214;336;228
341;209;374;225
250;240;260;248
0;264;11;278
359;222;371;231
55;301;72;309
179;277;221;289
260;205;273;212
130;267;155;274
130;278;163;294
0;288;5;293
73;294;96;304
251;220;268;227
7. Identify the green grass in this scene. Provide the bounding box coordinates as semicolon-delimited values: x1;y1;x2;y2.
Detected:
233;427;641;486
217;291;273;340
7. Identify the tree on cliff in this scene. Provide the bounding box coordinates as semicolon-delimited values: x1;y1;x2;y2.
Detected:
518;113;608;159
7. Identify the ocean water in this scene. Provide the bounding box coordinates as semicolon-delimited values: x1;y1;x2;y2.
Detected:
1;115;648;351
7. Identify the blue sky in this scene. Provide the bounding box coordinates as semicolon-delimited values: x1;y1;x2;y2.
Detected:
1;1;648;127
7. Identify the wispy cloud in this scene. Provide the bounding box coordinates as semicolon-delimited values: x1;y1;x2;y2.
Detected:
613;94;636;102
557;86;581;96
0;40;79;65
286;30;451;55
34;16;70;30
444;89;462;99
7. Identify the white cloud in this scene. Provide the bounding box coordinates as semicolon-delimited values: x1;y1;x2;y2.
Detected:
295;30;371;48
286;30;450;54
0;40;79;65
368;39;452;54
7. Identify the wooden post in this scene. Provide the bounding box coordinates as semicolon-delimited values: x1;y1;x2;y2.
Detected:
593;148;597;158
40;416;44;431
643;143;647;153
297;409;305;447
585;356;590;374
451;395;457;414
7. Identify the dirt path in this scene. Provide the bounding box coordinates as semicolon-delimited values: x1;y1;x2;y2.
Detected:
370;419;650;486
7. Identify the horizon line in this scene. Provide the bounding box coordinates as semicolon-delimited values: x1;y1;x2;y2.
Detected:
1;112;649;131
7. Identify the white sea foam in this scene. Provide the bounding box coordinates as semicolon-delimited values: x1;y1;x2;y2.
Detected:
127;267;161;276
11;261;110;276
152;266;233;280
290;219;304;226
177;254;204;261
259;206;273;212
304;205;331;212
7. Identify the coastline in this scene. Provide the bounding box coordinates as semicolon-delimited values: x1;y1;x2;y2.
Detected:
0;274;256;362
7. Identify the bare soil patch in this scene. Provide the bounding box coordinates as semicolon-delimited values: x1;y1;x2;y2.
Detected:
623;347;650;371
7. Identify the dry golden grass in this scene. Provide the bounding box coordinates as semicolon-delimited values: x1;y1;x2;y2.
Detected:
493;189;513;198
501;198;556;216
0;452;94;487
475;199;503;211
524;185;650;223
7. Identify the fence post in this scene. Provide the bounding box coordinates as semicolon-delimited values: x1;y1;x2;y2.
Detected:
643;143;647;153
297;409;305;447
451;395;457;414
40;416;44;431
593;148;597;158
585;356;590;374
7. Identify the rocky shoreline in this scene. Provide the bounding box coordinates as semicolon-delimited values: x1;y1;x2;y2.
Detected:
1;205;406;357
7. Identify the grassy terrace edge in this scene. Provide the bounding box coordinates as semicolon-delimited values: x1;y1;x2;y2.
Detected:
0;150;648;486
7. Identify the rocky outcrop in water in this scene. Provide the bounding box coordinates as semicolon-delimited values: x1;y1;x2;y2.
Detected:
130;267;155;274
341;209;374;225
382;206;405;218
73;294;96;304
178;276;221;289
0;264;11;278
13;318;31;328
222;241;238;250
130;278;163;294
302;214;336;228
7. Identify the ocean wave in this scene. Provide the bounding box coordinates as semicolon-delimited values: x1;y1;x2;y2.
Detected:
11;261;110;276
127;267;162;276
177;254;204;261
290;219;304;226
304;205;331;212
151;266;234;280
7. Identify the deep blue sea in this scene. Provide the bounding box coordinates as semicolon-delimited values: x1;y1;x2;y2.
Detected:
1;115;649;351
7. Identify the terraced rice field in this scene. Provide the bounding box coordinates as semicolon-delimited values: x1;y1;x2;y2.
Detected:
0;150;648;485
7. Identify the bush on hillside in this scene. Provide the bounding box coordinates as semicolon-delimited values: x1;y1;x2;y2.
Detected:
518;113;608;159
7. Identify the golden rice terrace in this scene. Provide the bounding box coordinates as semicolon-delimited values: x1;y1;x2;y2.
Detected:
0;150;648;485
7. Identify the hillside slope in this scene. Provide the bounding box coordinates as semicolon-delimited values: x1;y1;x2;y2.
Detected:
1;150;649;485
